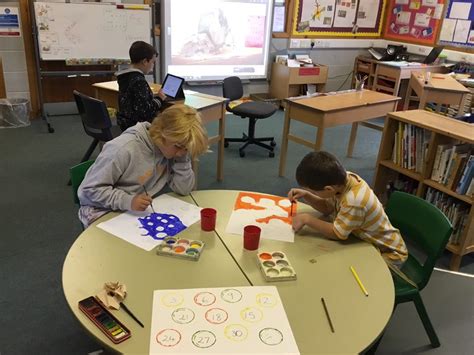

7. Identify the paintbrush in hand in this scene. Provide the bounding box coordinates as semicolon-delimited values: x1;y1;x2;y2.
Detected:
142;185;156;213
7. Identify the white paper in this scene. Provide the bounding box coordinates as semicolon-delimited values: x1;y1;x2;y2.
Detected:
226;192;295;243
333;0;358;28
97;195;202;251
396;0;409;4
357;0;381;28
439;18;457;42
272;5;285;32
469;30;474;44
422;0;438;7
453;19;471;43
300;0;336;28
414;13;431;27
396;11;411;25
149;286;300;354
450;2;472;20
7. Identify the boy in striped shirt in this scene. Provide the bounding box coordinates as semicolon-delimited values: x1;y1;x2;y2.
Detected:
288;151;408;267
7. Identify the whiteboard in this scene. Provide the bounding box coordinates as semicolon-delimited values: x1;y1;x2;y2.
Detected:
34;2;151;60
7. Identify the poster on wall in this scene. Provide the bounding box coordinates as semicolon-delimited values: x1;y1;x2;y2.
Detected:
292;0;386;37
0;7;21;37
383;0;445;45
438;0;474;48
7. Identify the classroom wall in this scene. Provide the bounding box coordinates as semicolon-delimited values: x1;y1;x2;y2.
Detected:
0;1;30;101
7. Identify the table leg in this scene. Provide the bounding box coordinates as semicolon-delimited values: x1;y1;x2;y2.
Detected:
459;93;468;115
347;122;359;157
315;125;325;151
217;105;225;181
418;94;427;110
278;106;291;177
403;83;412;110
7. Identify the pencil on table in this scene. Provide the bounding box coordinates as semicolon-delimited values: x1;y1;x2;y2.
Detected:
350;266;369;297
321;297;335;333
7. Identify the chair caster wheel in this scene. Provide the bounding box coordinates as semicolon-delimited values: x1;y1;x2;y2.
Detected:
224;141;229;148
239;150;245;157
270;140;276;147
269;152;275;158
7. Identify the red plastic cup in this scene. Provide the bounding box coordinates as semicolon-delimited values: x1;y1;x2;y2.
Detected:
243;225;261;251
200;208;217;231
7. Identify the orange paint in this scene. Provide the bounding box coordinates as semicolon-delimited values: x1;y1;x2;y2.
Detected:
174;246;185;253
259;253;272;260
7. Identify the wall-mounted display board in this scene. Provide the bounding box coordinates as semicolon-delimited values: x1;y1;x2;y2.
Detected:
291;0;387;37
383;0;446;45
438;0;474;49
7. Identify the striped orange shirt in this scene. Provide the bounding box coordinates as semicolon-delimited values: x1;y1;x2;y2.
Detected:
333;173;408;264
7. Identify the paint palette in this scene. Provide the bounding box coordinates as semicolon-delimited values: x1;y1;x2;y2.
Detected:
257;251;297;282
78;296;131;344
156;237;205;261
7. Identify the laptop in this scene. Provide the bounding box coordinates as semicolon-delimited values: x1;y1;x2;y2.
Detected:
408;46;444;64
160;74;185;101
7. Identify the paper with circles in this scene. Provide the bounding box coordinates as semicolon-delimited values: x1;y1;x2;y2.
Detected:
225;192;295;243
96;194;201;251
149;286;299;354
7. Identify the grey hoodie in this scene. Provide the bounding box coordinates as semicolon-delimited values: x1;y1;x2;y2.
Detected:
78;122;194;215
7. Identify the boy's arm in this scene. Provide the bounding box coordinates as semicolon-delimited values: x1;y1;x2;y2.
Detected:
293;213;341;240
289;188;334;215
168;155;195;195
131;79;161;122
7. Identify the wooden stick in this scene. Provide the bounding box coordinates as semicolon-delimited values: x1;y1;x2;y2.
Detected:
321;297;335;333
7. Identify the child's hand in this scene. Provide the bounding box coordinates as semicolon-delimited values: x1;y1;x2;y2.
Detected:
288;188;307;202
131;194;153;211
157;89;167;101
292;213;309;232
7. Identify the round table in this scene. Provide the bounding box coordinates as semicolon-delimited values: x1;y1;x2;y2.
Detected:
63;190;394;354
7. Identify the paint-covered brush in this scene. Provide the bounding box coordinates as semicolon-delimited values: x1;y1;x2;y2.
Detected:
289;201;295;217
143;185;156;213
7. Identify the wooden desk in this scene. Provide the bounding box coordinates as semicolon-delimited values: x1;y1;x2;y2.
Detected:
92;81;227;182
63;190;394;354
191;190;395;354
403;72;471;114
278;90;400;176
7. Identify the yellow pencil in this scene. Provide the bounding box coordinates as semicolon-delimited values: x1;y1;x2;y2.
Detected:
350;266;369;297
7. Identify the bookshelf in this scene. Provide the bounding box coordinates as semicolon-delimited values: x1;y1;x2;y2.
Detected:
374;110;474;271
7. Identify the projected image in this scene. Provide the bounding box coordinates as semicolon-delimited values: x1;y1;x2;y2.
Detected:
164;0;273;80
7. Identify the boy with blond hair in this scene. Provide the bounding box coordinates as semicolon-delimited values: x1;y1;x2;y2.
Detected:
78;104;208;227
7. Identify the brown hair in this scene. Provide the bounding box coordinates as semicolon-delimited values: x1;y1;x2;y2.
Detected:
129;41;157;64
296;151;347;190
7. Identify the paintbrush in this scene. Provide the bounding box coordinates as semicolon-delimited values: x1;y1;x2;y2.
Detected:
120;301;144;328
142;185;156;213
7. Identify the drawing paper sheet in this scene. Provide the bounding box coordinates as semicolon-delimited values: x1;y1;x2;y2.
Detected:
300;0;336;28
149;286;300;354
357;0;381;28
453;19;471;43
450;1;471;19
333;0;357;28
226;192;295;243
97;195;201;251
439;18;456;41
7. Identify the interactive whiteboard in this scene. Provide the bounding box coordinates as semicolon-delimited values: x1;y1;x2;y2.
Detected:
34;2;151;60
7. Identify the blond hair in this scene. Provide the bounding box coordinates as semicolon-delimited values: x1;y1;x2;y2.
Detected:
149;104;208;158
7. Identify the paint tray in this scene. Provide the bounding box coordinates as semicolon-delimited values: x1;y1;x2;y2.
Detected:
156;237;204;261
257;251;297;282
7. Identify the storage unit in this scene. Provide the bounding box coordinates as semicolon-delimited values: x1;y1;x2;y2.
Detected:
373;110;474;271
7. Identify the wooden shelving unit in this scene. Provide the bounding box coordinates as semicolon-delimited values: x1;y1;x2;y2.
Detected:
351;56;377;90
374;110;474;271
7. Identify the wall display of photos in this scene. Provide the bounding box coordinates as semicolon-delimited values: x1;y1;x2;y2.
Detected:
438;0;474;48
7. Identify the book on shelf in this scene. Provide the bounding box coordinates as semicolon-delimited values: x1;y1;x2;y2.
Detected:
456;155;474;195
447;152;469;190
431;144;450;182
391;122;430;172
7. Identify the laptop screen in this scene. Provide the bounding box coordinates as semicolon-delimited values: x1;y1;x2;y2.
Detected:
161;74;185;99
423;46;444;64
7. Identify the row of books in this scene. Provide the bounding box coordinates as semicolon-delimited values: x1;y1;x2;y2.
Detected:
425;88;473;119
431;144;474;196
425;188;470;245
391;122;430;172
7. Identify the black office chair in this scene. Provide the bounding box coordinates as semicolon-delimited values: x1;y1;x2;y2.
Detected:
73;90;114;164
222;76;277;157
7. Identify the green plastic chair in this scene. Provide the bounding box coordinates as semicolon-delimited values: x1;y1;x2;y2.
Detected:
369;191;453;353
70;160;95;205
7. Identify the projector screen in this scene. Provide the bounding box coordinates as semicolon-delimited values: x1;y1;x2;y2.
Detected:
161;0;274;82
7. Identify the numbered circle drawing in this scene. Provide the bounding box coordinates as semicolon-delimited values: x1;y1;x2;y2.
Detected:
205;308;229;324
161;293;184;307
240;306;263;323
256;293;277;308
191;330;216;348
193;291;216;306
221;288;243;303
156;328;182;347
259;328;284;346
171;308;195;324
224;324;248;342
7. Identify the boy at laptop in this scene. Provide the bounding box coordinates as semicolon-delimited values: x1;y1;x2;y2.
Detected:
116;41;167;132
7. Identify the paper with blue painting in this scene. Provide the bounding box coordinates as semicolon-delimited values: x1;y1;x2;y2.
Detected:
97;194;201;251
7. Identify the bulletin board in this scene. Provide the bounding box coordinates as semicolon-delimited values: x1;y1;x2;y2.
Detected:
438;0;474;49
383;0;446;45
291;0;387;37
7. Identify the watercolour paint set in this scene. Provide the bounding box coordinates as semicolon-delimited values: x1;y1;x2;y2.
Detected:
258;251;297;282
156;237;205;261
78;296;131;344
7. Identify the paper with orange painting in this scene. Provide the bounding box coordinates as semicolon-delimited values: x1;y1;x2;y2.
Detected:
225;192;296;243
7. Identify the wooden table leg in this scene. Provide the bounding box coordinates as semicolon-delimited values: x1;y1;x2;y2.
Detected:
216;105;225;181
347;122;359;157
315;124;325;151
459;93;468;115
278;105;292;177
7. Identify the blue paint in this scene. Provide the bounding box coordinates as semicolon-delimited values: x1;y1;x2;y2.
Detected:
138;213;187;240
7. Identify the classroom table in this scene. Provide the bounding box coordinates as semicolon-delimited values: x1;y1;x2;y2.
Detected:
278;89;400;176
92;81;227;182
63;190;394;354
403;72;471;113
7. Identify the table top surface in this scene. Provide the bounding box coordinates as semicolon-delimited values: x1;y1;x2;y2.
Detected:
411;72;471;93
63;190;394;354
288;89;400;112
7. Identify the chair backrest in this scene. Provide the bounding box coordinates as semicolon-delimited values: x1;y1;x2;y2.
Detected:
70;160;95;205
385;191;453;289
222;76;243;102
73;90;113;142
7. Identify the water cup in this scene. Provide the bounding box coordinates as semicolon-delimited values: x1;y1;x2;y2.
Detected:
243;225;261;251
200;208;217;231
